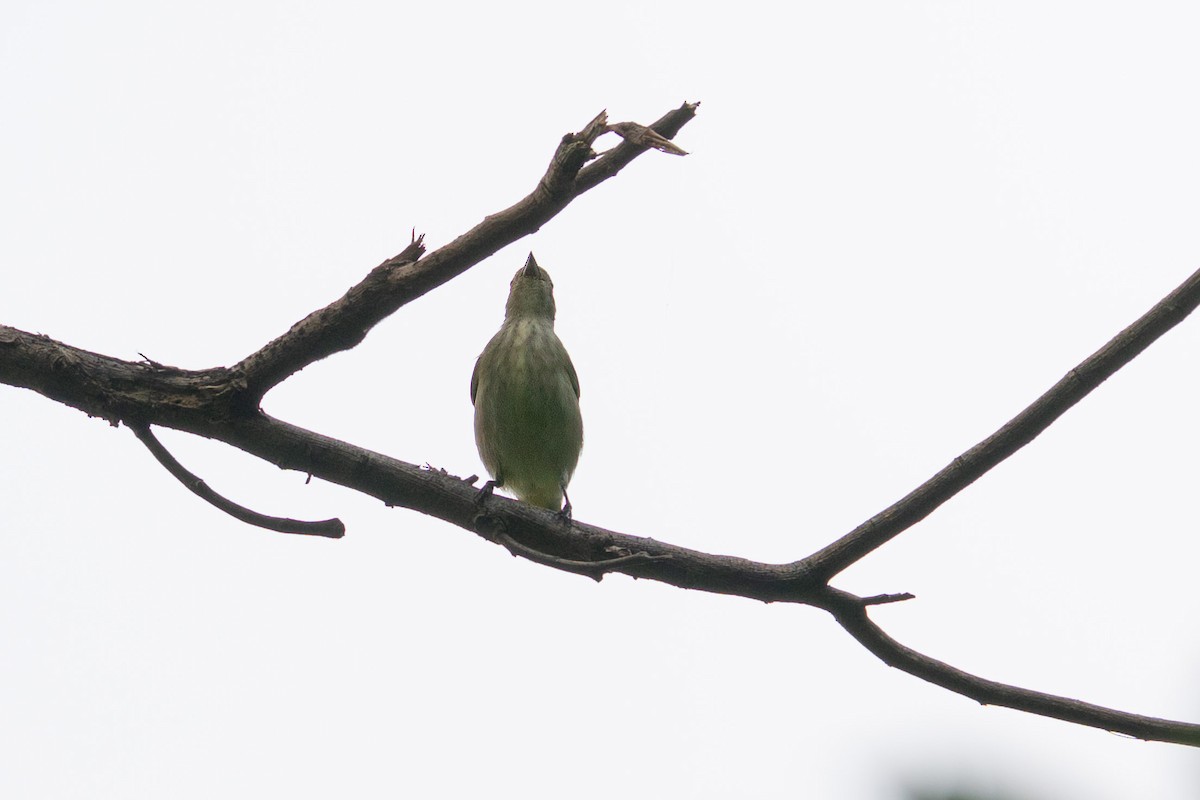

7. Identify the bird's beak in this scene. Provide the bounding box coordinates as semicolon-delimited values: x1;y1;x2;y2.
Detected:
523;253;540;278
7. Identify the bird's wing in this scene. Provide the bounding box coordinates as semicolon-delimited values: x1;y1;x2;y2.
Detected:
565;353;580;399
470;356;482;405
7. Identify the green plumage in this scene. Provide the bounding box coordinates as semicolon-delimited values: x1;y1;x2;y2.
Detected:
471;254;583;512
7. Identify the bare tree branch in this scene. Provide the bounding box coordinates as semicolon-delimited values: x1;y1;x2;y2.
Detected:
603;121;690;155
232;102;699;406
815;587;1200;747
130;423;345;538
861;592;915;607
491;531;673;583
799;266;1200;582
4;271;1198;747
0;327;238;428
2;102;1199;746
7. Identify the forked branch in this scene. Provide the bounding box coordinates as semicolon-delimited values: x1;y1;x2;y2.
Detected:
816;587;1200;747
233;103;699;405
1;102;1198;746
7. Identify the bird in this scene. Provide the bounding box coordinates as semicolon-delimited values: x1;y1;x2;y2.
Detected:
471;253;583;517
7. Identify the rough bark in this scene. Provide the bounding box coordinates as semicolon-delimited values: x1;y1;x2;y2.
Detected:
4;101;1199;747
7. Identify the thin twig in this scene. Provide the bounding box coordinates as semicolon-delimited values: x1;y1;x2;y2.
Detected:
861;592;915;606
576;102;698;191
604;121;689;155
816;587;1200;746
799;266;1200;581
129;423;344;538
495;532;672;583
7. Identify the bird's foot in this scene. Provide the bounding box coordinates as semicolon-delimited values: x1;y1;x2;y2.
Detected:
475;479;500;506
555;488;573;524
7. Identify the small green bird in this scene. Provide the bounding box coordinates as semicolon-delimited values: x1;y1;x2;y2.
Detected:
471;253;583;516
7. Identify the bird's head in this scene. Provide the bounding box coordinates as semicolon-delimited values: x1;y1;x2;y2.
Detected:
505;253;557;321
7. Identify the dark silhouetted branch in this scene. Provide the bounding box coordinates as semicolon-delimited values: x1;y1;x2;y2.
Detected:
816;587;1200;747
800;266;1200;582
233;103;699;405
492;531;673;583
2;101;1199;747
575;103;698;191
130;422;344;538
861;592;915;607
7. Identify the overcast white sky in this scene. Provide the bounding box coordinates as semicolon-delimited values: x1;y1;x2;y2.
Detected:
3;2;1200;798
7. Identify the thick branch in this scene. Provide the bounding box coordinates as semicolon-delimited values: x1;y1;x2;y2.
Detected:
4;320;1200;744
0;327;239;427
233;103;699;405
816;588;1200;746
212;412;826;602
3;103;1199;745
800;266;1200;581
